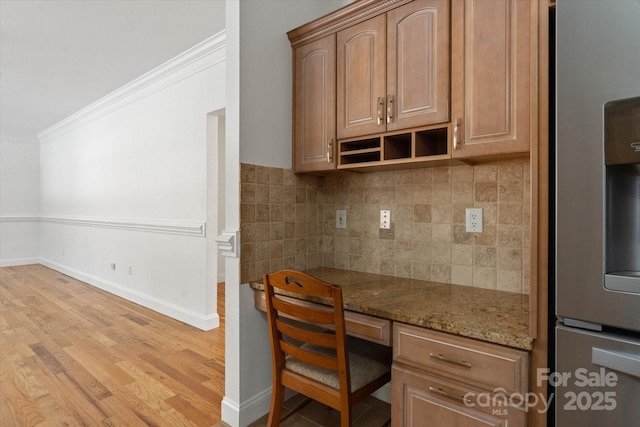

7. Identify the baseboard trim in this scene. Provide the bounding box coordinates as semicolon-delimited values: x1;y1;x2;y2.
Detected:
39;258;219;331
0;257;40;267
222;387;276;427
221;396;241;427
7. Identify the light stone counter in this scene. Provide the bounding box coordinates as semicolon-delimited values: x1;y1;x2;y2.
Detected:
249;267;532;350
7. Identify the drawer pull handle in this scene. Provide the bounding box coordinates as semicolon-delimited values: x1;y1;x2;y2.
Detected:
429;352;472;368
428;386;471;404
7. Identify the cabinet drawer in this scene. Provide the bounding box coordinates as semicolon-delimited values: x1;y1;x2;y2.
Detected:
254;290;391;346
393;323;528;394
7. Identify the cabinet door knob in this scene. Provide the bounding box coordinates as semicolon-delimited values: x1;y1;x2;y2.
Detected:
386;95;394;123
377;97;384;125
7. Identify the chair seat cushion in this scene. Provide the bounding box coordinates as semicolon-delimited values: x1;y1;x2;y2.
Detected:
285;336;391;392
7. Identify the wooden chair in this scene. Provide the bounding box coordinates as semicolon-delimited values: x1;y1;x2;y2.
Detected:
263;269;392;427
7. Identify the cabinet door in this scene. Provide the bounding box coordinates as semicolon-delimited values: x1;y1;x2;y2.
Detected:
451;0;533;158
392;366;526;427
337;14;386;139
387;0;450;132
293;35;336;173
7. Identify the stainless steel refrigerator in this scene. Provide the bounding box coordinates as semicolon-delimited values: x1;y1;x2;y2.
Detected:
555;1;640;426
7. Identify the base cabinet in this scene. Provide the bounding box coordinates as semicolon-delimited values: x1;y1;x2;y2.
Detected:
392;323;529;427
392;366;526;427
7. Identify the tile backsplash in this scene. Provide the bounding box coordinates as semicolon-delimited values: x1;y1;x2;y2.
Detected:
240;159;530;294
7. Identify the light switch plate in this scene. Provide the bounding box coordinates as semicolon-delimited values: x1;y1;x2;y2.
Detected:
336;210;347;229
466;208;483;233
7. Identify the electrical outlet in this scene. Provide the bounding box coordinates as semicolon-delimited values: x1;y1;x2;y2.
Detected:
380;209;391;229
110;262;116;270
336;210;347;229
466;208;483;233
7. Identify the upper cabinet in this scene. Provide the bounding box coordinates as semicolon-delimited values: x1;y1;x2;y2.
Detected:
337;0;450;140
387;0;450;131
292;35;336;173
288;0;538;172
336;14;386;139
450;0;534;159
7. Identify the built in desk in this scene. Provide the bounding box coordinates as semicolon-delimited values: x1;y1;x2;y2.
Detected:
249;267;532;351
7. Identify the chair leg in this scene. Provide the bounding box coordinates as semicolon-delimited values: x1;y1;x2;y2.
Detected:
340;406;352;427
267;383;285;427
280;397;312;423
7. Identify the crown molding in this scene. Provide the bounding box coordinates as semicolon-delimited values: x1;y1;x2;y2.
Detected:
38;30;226;143
287;0;412;46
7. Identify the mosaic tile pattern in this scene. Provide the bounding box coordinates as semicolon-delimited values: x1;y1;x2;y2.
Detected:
240;159;530;294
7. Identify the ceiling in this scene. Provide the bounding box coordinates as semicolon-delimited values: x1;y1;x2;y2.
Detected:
0;0;225;139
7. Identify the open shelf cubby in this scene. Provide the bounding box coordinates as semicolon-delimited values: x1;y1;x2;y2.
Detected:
384;133;412;160
339;137;381;165
415;127;448;157
340;137;380;152
340;151;382;164
338;124;450;169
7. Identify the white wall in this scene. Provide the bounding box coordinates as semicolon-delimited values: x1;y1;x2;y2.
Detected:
37;34;226;330
238;0;346;169
0;133;40;265
222;1;346;425
207;111;227;286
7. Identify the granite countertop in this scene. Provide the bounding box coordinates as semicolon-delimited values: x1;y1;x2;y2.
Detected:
249;267;532;350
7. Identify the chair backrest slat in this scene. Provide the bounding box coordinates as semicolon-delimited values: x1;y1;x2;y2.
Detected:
272;297;335;325
266;271;335;298
275;319;337;349
280;340;339;371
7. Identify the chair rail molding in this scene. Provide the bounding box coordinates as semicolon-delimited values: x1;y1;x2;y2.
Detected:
39;215;206;237
0;215;40;223
216;229;240;258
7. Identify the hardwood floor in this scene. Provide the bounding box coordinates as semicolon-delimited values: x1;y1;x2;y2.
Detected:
0;264;225;427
